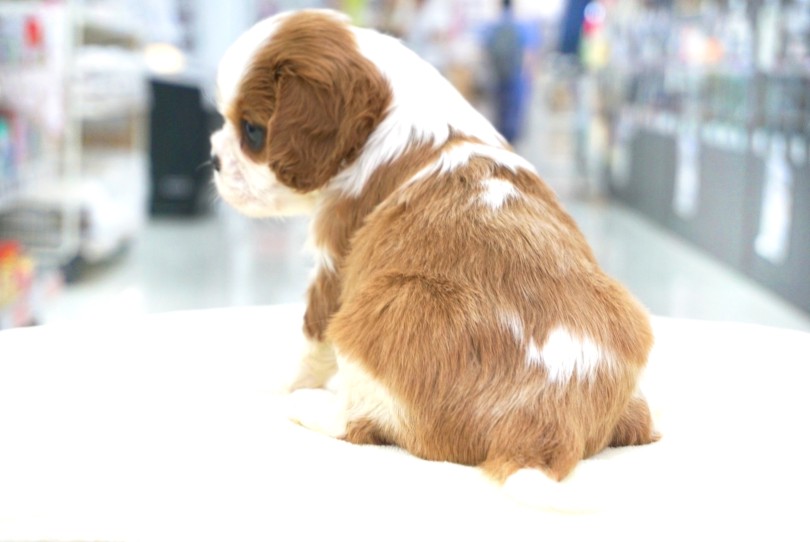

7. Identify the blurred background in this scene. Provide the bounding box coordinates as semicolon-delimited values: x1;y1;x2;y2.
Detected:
1;0;809;331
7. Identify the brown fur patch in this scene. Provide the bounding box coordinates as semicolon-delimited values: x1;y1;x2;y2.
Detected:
230;12;392;192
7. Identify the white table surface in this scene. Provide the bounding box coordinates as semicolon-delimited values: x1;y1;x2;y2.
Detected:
1;304;809;541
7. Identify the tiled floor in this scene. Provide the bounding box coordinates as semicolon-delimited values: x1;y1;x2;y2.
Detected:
40;82;810;332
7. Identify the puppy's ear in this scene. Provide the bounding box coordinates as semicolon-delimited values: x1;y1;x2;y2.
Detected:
266;62;390;193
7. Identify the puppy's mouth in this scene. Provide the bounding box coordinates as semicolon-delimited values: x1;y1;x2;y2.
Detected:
212;160;288;215
210;132;250;210
211;155;252;200
214;156;245;186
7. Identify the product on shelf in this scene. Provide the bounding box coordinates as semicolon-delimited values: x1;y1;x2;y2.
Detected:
0;9;46;67
0;239;35;328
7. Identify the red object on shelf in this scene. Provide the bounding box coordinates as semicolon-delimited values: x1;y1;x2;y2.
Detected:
0;239;37;328
0;240;22;261
24;16;44;48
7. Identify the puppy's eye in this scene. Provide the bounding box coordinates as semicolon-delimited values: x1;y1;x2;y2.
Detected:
242;119;266;152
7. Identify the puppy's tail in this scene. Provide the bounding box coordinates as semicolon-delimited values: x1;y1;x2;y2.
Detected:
498;445;662;515
499;467;603;514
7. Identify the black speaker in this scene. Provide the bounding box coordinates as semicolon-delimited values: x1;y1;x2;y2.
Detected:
148;77;214;215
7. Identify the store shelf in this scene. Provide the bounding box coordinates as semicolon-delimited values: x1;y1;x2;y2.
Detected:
595;0;810;315
1;0;149;290
78;3;144;46
69;97;147;121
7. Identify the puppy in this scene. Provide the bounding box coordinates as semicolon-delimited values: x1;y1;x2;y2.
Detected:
210;9;658;484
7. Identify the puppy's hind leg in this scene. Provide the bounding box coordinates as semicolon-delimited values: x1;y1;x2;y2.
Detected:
610;394;661;448
343;418;392;446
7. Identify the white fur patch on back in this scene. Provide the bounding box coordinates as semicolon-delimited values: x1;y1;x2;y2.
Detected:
333;26;509;197
408;142;536;187
527;327;608;383
526;338;542;365
480;179;519;210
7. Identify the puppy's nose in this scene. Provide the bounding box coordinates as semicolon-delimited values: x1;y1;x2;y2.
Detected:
211;154;221;172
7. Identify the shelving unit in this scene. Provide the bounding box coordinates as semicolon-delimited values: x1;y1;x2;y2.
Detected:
589;0;810;315
0;1;72;327
0;0;148;327
64;0;148;264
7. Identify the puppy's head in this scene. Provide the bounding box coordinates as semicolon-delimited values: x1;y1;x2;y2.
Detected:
210;10;391;217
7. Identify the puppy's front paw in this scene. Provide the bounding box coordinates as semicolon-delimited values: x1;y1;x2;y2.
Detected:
285;341;338;392
284;388;346;438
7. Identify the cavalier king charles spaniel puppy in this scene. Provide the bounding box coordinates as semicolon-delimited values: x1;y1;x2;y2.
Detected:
210;9;658;486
